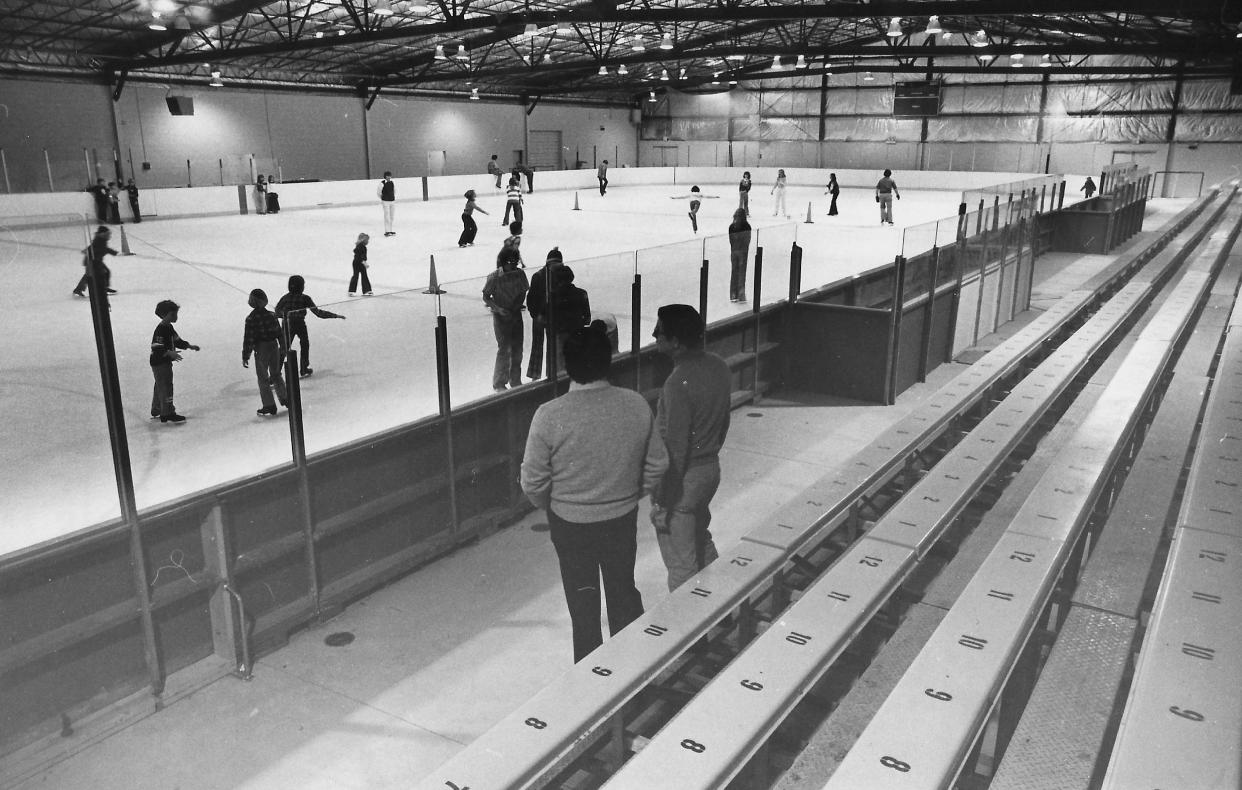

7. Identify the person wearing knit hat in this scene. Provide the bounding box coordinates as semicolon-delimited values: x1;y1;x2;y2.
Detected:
275;274;346;378
524;247;564;381
148;299;199;423
242;288;288;416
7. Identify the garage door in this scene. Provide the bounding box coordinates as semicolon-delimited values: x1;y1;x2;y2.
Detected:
528;130;563;171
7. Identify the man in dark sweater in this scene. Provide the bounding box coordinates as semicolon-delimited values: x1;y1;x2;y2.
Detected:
651;304;733;591
526;247;562;381
149;299;199;423
242;288;287;416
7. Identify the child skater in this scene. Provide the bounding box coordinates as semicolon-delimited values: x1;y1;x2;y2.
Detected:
669;186;719;233
242;288;287;417
770;169;789;218
738;171;752;216
825;173;840;216
149;299;199;424
73;225;118;297
275;275;346;378
459;189;489;247
348;233;372;296
502;178;523;226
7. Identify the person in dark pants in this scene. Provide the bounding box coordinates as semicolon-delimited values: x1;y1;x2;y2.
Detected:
483;246;529;391
521;321;669;662
738;171;752;217
550;264;591;369
1081;176;1097;199
526;246;563;381
521;163;535;193
458;190;488;247
650;304;731;591
875;168;900;225
73;225;118;297
125;178;141;222
727;208;751;302
106;182;122;224
378;171;396;235
488;154;501;190
597;159;609;195
826;173;840;216
502;178;523;226
149;299;199;424
242;288;287;417
87;178;108;222
275;275;346;377
348;233;372;296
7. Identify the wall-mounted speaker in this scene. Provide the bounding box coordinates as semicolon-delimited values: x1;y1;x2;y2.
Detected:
165;96;195;116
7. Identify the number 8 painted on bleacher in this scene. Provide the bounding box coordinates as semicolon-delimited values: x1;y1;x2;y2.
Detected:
881;755;911;772
681;738;706;753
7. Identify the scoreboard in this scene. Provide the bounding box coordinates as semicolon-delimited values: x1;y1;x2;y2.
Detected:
893;81;942;117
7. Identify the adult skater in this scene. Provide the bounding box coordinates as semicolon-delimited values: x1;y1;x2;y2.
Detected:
254;175;267;215
1081;176;1097;199
521;162;535;193
348;233;373;296
650;304;731;591
483;245;530;391
458;189;489;247
488;154;502;190
242;288;287;417
378;171;396;236
876;168;901;225
73;225;118;297
825;173;840;216
526;246;563;381
86;178;108;222
738;171;752;216
275;275;346;378
669;186;719;233
149;299;199;424
520;320;668;662
125;178;141;222
728;208;751;302
597;159;609;195
770;169;789;218
502;177;523;226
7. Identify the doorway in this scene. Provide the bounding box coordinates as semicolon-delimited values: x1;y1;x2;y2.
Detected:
528;130;563;171
426;150;446;177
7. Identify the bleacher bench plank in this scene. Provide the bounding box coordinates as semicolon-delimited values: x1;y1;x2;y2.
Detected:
1178;333;1242;541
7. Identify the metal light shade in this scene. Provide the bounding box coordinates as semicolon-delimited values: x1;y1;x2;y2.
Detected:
887;18;902;37
660;68;669;81
795;54;807;68
659;32;673;50
373;0;394;17
598;65;608;75
924;16;942;35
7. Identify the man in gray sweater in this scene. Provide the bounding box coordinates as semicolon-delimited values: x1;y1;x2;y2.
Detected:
521;321;669;662
651;304;733;591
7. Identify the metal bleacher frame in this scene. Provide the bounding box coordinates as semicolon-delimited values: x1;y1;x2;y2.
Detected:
411;190;1222;790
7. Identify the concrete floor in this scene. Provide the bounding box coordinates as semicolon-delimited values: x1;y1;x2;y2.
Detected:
5;194;1186;790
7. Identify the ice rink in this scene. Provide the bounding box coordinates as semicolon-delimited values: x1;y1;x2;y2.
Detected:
0;180;964;556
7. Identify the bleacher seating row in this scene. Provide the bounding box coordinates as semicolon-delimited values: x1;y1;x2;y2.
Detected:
412;190;1224;790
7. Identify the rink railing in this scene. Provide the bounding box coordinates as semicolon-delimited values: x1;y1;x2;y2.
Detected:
0;176;1100;779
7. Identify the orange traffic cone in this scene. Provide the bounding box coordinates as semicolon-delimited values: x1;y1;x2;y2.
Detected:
423;254;445;294
804;202;814;224
119;223;135;255
572;191;581;211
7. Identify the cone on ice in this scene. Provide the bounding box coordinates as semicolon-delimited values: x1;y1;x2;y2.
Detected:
423;254;445;294
804;202;814;224
119;223;135;255
572;192;581;211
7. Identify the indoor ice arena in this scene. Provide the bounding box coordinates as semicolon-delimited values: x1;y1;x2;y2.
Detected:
1;1;1240;788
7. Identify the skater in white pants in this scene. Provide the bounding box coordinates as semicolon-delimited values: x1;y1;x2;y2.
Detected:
770;169;789;218
378;171;396;236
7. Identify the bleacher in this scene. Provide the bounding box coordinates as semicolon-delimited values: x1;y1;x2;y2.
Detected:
413;187;1242;790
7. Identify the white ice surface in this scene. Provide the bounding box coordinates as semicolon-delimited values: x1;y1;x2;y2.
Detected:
0;182;962;556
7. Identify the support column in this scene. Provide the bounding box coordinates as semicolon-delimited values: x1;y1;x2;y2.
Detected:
1163;63;1185;198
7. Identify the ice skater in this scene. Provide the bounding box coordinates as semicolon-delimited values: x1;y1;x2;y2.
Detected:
825;173;840;216
770;169;789;218
738;171;752;217
598;160;609;195
242;288;288;417
669;186;719;233
875;168;900;225
459;189;489;247
73;225;118;297
488;154;502;190
378;171;396;235
502;177;523;226
347;232;373;296
728;208;751;302
1081;176;1096;199
275;275;346;378
149;299;199;424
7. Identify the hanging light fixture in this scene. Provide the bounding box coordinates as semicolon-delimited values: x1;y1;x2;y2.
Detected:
209;70;224;87
771;55;782;70
631;35;645;52
659;32;674;50
648;90;657;102
924;16;942;35
148;12;167;31
543;52;553;64
726;53;744;61
971;30;988;47
679;67;686;79
1039;53;1052;67
556;20;570;36
456;44;469;60
618;63;628;75
469;87;480;100
728;76;737;85
373;0;394;17
337;29;346;36
660;68;669;81
795;54;808;69
979;52;995;62
1010;53;1025;67
434;44;446;60
408;1;431;11
315;30;324;38
886;17;902;37
523;23;538;38
598;65;608;75
862;71;875;81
